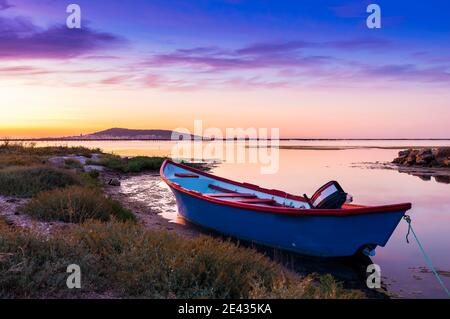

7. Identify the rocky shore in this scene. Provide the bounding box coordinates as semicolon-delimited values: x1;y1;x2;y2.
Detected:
392;147;450;168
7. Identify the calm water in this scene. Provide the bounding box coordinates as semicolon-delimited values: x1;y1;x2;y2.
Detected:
34;140;450;298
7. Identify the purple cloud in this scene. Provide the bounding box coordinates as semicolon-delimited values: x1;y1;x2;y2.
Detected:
237;41;314;55
142;38;450;90
0;16;123;60
146;41;335;72
0;0;13;11
145;37;391;73
366;64;450;83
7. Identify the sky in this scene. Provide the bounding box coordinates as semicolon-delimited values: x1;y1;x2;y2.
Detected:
0;0;449;138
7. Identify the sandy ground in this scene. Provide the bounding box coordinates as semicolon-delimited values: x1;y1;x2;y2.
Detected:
0;196;70;235
102;170;201;238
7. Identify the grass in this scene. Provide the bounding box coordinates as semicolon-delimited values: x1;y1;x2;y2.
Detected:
89;154;168;173
19;186;135;223
90;155;209;173
0;141;102;170
0;141;101;157
0;166;81;197
0;220;364;299
64;158;84;169
0;154;45;169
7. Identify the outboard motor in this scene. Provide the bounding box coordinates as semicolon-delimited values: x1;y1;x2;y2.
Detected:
304;181;348;209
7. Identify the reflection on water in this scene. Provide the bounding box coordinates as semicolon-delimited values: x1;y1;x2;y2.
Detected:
34;139;450;298
212;148;450;299
118;174;183;223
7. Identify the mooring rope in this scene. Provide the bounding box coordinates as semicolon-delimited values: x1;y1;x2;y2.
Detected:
403;215;450;298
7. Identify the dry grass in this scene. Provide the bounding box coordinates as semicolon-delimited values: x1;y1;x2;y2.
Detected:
19;186;136;223
0;154;45;169
0;141;101;170
0;220;364;299
0;166;81;197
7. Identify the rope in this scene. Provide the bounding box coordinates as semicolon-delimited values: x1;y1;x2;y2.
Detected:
403;215;450;298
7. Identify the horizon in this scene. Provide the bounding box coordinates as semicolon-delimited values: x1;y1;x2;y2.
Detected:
1;0;450;139
2;126;450;141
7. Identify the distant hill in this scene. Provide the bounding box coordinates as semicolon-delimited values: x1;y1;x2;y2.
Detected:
65;128;201;140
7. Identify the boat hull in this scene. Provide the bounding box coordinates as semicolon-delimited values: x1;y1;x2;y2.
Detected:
169;186;406;257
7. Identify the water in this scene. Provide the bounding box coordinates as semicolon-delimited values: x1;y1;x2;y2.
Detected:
32;139;450;298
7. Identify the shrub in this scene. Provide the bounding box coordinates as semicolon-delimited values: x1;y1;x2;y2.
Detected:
0;166;80;197
87;170;100;179
0;142;101;157
19;186;135;223
0;221;364;299
64;158;83;169
0;154;44;169
92;155;167;173
126;156;167;172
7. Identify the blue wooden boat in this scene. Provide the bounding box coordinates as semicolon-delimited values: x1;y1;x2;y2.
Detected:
160;160;412;257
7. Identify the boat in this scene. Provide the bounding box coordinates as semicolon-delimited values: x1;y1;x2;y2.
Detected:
160;160;412;257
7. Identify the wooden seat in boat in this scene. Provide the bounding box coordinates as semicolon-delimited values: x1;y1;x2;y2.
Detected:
207;193;257;198
238;198;277;205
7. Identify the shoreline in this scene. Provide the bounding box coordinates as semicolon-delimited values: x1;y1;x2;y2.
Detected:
352;161;450;183
249;145;450;150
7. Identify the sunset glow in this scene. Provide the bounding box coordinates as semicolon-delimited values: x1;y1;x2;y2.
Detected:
1;0;449;138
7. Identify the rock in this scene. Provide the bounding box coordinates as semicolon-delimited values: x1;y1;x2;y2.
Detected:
432;147;450;159
435;176;450;184
415;150;434;165
416;159;427;165
398;150;410;157
414;174;431;181
394;147;450;171
392;157;404;164
443;159;450;168
405;156;416;165
48;155;90;167
108;178;121;186
48;157;65;166
404;150;419;165
91;153;102;161
84;165;105;172
69;156;88;165
417;148;432;156
420;153;434;162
